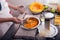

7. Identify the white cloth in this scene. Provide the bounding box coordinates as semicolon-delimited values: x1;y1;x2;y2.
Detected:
0;0;13;38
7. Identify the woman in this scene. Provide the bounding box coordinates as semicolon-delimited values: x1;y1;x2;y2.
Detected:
0;0;24;38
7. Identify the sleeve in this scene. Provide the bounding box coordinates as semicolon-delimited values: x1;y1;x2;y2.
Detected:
0;0;13;18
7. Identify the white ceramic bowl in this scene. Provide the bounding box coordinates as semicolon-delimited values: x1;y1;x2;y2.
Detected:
44;12;54;19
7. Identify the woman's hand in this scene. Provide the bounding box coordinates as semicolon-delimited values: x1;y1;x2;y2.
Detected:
12;17;22;24
8;4;25;14
17;5;25;14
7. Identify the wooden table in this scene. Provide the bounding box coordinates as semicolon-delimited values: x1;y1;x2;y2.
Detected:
13;8;60;40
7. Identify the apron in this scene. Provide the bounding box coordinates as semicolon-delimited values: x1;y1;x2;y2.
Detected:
0;0;13;38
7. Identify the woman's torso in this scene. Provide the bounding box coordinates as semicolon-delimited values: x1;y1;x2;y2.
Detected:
0;0;13;38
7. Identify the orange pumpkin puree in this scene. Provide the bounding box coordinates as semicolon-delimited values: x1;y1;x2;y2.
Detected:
24;17;39;29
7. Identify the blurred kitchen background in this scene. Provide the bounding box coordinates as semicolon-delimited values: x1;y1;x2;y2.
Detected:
7;0;60;17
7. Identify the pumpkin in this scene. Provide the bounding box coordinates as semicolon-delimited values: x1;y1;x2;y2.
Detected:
29;2;44;13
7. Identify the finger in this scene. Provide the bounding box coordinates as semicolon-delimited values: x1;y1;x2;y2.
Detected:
19;5;24;8
17;18;23;21
15;18;21;23
15;20;21;24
